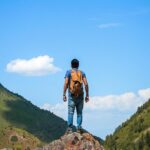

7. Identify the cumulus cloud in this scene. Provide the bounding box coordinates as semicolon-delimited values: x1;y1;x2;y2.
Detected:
42;88;150;112
41;88;150;138
6;55;61;76
42;103;67;120
98;23;120;29
41;88;150;120
138;88;150;100
85;89;149;111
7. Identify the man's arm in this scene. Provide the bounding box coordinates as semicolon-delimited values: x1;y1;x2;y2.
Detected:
83;77;89;102
63;78;69;102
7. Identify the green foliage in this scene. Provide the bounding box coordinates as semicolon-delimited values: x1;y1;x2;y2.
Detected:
10;135;18;142
0;83;68;148
104;99;150;150
26;147;30;150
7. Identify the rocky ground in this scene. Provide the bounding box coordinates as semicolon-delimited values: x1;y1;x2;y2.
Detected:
35;132;104;150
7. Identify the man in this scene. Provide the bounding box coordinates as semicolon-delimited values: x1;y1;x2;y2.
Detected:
63;58;89;133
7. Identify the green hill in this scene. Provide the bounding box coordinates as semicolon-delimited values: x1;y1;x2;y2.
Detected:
0;83;67;149
104;99;150;150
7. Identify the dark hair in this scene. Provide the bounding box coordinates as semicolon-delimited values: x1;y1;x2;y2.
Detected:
71;59;79;68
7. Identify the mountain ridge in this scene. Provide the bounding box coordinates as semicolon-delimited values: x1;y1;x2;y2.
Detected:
104;99;150;150
0;82;67;149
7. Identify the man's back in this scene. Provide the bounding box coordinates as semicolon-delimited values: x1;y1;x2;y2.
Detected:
65;69;86;97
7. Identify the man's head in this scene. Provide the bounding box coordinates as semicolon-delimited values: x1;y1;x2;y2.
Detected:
71;59;79;69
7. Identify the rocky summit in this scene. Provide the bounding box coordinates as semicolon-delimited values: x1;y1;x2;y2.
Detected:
35;132;104;150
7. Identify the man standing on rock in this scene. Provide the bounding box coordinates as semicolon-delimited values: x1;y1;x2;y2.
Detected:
63;59;89;133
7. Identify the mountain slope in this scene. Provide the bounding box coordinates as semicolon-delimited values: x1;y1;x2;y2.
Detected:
104;99;150;150
0;83;67;149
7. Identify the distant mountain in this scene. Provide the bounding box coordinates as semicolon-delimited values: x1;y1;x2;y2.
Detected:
0;83;67;149
104;99;150;150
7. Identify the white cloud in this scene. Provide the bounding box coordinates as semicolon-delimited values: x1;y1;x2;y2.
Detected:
42;103;67;120
98;23;120;29
138;88;150;100
42;88;150;113
6;55;61;76
86;92;140;111
41;88;150;138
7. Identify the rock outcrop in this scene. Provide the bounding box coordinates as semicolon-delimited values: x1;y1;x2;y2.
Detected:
35;132;104;150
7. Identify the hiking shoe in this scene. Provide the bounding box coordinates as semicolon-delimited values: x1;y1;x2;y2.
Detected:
65;127;73;134
76;127;83;134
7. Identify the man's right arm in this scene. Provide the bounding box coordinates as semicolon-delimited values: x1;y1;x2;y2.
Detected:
63;77;69;102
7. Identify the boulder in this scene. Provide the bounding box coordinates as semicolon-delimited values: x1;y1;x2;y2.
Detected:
35;132;104;150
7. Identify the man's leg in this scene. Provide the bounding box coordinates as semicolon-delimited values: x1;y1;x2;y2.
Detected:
76;96;84;129
68;97;75;128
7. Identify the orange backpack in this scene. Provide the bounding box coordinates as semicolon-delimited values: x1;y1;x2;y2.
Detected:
69;69;83;98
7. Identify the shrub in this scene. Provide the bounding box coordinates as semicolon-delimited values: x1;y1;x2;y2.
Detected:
10;135;18;142
26;147;30;150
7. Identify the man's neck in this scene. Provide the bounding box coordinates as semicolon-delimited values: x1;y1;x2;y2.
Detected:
72;68;78;70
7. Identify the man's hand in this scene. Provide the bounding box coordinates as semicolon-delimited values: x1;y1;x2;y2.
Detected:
63;95;67;102
85;96;89;103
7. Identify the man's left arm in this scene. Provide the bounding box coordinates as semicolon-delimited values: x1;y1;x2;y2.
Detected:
83;77;89;103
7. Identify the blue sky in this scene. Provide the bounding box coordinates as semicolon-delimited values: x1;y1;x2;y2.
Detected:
0;0;150;139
